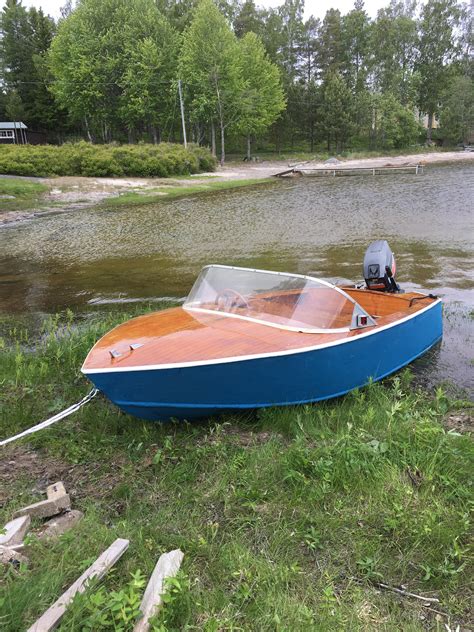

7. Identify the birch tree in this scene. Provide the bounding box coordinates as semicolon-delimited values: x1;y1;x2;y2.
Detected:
237;32;286;158
179;0;242;164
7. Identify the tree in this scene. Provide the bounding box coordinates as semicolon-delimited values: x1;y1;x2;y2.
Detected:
0;0;58;131
341;0;371;92
298;17;320;150
278;0;305;82
318;9;344;79
49;0;178;142
371;1;419;106
417;0;462;141
234;0;265;38
319;71;354;152
439;75;474;144
237;32;286;158
372;92;422;148
5;89;26;142
179;0;242;164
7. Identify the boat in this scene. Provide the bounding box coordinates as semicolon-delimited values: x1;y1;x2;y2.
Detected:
82;241;442;421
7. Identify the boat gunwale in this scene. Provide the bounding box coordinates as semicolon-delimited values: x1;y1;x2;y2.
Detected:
81;297;442;375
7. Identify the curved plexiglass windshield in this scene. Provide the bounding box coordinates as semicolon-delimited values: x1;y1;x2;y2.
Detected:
184;265;375;333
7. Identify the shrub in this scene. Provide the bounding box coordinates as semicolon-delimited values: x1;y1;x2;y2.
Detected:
0;142;216;178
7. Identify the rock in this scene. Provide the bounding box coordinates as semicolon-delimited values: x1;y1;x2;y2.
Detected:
47;481;67;501
38;510;84;540
13;494;71;520
0;545;28;567
0;194;16;199
0;515;31;546
324;157;341;165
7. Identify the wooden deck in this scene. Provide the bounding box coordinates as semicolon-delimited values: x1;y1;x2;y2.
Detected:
82;290;437;371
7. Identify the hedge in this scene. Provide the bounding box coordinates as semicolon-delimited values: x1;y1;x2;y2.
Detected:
0;142;216;177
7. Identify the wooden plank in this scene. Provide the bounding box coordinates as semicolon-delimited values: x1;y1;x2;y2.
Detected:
133;549;184;632
27;538;129;632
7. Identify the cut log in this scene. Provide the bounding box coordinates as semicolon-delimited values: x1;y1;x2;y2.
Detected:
0;515;31;546
13;495;71;520
133;549;184;632
27;538;129;632
38;510;84;540
46;482;67;501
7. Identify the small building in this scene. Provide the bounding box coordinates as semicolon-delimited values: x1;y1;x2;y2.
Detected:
0;122;28;144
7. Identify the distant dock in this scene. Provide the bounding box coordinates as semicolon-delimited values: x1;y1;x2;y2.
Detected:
275;164;424;178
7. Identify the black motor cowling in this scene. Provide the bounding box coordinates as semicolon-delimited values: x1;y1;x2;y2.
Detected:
363;240;401;292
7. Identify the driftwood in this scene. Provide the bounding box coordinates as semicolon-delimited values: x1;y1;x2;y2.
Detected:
351;576;440;604
27;538;129;632
133;549;184;632
375;582;440;603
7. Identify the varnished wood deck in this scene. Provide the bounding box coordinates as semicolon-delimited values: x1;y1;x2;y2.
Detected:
82;290;438;371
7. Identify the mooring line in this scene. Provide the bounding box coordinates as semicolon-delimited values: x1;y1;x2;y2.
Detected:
0;388;99;447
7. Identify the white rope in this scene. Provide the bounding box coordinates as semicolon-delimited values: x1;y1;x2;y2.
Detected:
0;388;99;447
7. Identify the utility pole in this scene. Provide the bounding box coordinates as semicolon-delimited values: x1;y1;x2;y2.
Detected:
178;79;187;149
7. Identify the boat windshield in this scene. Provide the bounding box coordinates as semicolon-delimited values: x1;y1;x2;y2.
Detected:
183;265;375;333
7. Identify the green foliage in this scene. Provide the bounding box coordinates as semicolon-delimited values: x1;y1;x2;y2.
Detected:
320;71;354;151
0;142;216;177
373;93;424;149
0;0;59;131
0;310;472;630
417;0;463;139
49;0;179;141
64;570;146;630
236;32;286;148
371;1;419;105
439;75;474;145
179;0;243;164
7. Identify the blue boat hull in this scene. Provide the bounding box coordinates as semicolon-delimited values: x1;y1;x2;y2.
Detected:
85;301;442;421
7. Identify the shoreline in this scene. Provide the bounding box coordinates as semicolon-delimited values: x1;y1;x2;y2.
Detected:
1;150;473;227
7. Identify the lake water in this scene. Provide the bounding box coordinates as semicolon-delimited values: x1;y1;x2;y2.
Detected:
1;163;473;393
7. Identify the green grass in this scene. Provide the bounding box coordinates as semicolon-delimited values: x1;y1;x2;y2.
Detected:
0;309;472;631
0;178;49;213
103;178;274;207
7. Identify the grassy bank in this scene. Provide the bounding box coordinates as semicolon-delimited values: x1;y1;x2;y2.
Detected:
0;178;49;212
0;142;216;178
103;178;274;207
0;309;472;631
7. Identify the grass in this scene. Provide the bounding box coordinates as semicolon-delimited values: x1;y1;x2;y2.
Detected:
103;178;274;208
0;308;472;631
0;178;49;213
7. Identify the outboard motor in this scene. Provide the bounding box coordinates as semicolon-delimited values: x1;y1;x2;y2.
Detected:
363;240;401;292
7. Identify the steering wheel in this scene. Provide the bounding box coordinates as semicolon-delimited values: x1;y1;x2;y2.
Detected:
215;288;249;312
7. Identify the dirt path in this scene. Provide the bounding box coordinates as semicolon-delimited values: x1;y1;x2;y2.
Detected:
1;151;473;227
